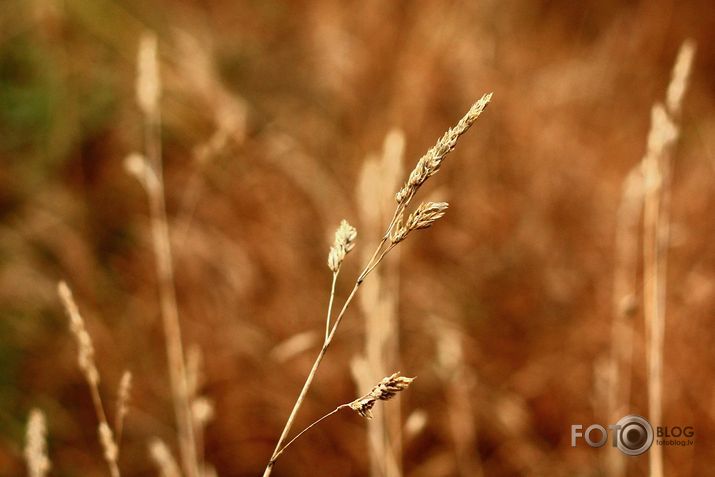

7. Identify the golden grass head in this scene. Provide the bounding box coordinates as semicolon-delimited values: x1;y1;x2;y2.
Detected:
647;104;679;157
98;422;118;464
137;32;160;116
666;39;696;116
328;219;358;272
390;201;449;244
58;281;99;386
348;372;415;419
25;409;50;477
395;93;492;206
117;371;132;422
149;438;181;477
124;153;159;193
191;397;215;427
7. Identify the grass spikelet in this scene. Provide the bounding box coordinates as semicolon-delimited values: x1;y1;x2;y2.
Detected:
390;202;449;244
666;40;696;116
99;423;119;465
328;220;358;272
644;105;678;170
325;219;358;338
124;153;159;193
263;95;491;477
58;281;99;386
403;410;428;442
395;93;491;206
58;281;121;477
137;33;160;117
25;409;50;477
149;438;182;477
348;373;415;419
191;397;214;427
640;39;696;477
115;371;132;447
132;31;200;477
268;371;416;465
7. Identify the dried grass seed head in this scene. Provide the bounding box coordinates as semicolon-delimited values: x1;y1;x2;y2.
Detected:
328;219;357;272
390;201;449;244
642;104;679;195
117;371;132;422
191;396;215;427
124;153;159;193
395;93;492;206
349;372;415;419
137;32;160;116
666;39;696;116
404;409;428;439
58;281;99;386
647;104;679;156
25;409;50;477
98;422;119;464
149;438;181;477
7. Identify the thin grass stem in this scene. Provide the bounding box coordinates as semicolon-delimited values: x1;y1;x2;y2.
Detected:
325;272;339;342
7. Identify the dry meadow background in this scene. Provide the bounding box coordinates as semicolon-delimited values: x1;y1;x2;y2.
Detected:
2;0;715;476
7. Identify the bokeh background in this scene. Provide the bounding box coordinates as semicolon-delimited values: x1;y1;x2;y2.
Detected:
1;0;715;475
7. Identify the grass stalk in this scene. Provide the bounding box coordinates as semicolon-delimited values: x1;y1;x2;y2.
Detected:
136;33;199;477
262;94;491;476
263;245;387;477
58;282;121;477
605;167;643;477
325;271;339;341
356;131;405;477
642;40;695;477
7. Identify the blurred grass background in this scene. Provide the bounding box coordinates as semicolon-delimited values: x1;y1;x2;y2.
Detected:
1;0;714;475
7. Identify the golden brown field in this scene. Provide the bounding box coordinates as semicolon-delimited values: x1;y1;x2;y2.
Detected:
2;1;715;476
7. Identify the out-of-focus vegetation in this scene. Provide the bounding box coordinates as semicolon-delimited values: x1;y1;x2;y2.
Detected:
1;0;714;475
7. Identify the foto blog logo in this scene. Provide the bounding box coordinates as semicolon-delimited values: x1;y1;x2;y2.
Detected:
571;415;694;456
